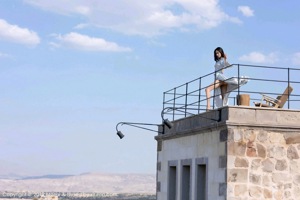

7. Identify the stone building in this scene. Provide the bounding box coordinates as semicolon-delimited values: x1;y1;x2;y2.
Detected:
155;106;300;200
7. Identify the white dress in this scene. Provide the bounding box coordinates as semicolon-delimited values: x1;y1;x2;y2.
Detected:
213;58;248;108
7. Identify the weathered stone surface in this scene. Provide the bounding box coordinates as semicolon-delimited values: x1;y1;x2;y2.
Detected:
263;188;272;198
290;160;300;174
269;146;286;159
262;158;274;172
228;169;248;183
249;186;262;198
247;142;257;157
284;190;292;199
251;159;261;170
275;159;288;171
293;175;300;184
233;129;243;142
287;145;299;160
294;186;300;197
262;175;272;187
244;130;256;142
269;132;285;144
284;133;300;144
284;183;292;189
272;173;291;183
234;184;247;196
257;131;268;142
234;157;249;167
249;173;261;185
257;143;266;158
228;141;246;156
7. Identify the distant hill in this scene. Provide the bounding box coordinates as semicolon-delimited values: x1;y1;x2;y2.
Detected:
0;172;156;194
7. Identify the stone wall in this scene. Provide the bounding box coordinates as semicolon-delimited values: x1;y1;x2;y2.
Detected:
226;128;300;200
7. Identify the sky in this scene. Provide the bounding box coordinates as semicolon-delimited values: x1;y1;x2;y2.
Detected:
0;0;300;176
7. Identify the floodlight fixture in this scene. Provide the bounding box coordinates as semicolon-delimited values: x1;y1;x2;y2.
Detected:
115;122;162;139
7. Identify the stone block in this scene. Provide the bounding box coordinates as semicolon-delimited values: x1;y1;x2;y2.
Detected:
246;142;257;157
262;175;272;187
257;130;268;143
228;169;248;183
228;141;246;156
290;160;300;174
269;146;286;159
263;188;272;198
249;186;262;198
275;159;288;171
284;132;300;144
234;184;247;196
287;145;299;160
293;175;300;184
272;173;291;183
269;132;285;144
262;159;274;172
234;157;249;168
257;143;266;158
251;159;262;171
219;155;227;168
249;173;261;185
244;129;256;142
219;182;227;196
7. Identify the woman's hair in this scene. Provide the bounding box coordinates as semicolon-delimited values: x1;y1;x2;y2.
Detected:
214;47;227;61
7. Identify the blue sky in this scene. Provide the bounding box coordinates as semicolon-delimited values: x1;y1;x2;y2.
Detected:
0;0;300;176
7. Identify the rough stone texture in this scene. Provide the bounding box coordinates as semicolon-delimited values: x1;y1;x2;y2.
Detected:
234;184;247;196
251;159;261;170
257;143;266;158
249;186;262;198
262;159;274;172
249;173;261;185
246;141;257;157
228;141;246;156
234;157;249;168
226;127;300;200
275;159;288;171
228;169;248;183
263;188;272;198
284;133;300;144
287;145;299;159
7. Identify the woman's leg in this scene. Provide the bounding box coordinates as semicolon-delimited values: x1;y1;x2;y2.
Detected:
205;80;223;110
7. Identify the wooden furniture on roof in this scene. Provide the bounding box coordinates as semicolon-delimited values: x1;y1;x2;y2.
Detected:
254;85;293;108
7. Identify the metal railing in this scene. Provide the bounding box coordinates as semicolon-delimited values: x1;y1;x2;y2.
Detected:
162;64;300;121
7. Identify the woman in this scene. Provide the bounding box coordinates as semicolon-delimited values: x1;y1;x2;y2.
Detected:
205;47;248;110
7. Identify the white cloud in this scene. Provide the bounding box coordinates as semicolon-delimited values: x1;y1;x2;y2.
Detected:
238;6;254;17
0;19;40;46
239;52;278;64
0;52;12;58
292;52;300;66
24;0;242;37
53;32;132;52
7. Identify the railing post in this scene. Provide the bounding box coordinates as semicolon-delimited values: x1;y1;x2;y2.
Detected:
173;88;176;121
237;64;240;99
198;77;202;114
288;68;290;109
185;83;188;118
212;71;216;109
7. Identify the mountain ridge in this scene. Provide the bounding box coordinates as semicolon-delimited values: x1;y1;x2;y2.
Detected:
0;172;156;194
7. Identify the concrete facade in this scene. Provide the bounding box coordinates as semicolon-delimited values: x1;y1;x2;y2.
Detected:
155;106;300;200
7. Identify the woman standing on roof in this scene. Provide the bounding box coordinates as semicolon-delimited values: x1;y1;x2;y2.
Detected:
205;47;248;110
